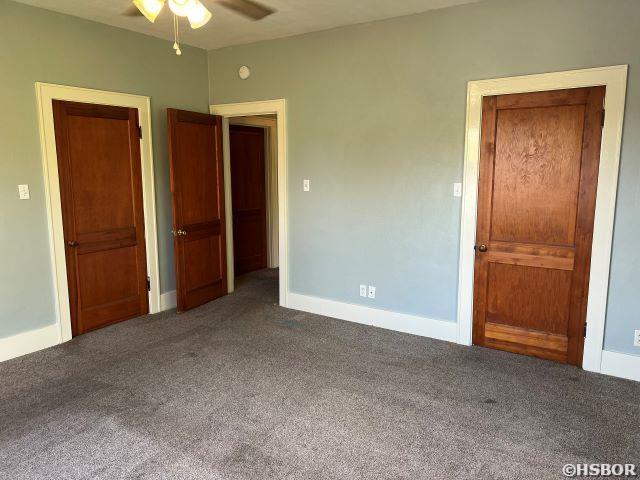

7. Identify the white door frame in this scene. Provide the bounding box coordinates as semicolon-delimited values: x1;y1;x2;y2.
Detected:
35;82;161;343
456;65;628;373
210;99;288;307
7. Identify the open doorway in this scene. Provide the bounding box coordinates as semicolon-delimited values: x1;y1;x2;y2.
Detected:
210;99;288;307
227;115;279;295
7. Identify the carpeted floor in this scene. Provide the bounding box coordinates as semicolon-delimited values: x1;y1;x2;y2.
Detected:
1;268;638;479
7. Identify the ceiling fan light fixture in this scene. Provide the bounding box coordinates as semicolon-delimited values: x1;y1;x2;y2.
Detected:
187;2;212;29
133;0;165;22
168;0;197;17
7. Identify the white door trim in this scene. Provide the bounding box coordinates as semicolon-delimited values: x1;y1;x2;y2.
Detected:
456;65;628;373
35;82;161;343
210;100;288;307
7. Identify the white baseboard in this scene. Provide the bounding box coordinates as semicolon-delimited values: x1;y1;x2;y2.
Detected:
0;290;177;364
287;292;457;343
600;350;640;382
4;294;634;385
160;290;177;311
0;324;61;363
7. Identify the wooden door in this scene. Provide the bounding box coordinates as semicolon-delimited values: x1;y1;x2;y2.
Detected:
230;125;268;275
473;87;605;366
167;109;227;312
52;100;149;336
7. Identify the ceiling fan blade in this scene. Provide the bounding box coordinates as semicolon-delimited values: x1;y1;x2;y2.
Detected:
122;4;145;17
215;0;275;20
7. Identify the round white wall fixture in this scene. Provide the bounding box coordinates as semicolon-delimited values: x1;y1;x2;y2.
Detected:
238;66;251;80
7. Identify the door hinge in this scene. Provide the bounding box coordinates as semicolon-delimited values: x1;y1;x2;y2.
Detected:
601;109;605;128
583;322;588;337
146;276;151;291
138;125;143;138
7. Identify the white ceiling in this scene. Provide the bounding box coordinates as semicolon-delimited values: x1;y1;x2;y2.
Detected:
13;0;482;50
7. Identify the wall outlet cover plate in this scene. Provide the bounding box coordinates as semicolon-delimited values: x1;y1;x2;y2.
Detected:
18;184;30;200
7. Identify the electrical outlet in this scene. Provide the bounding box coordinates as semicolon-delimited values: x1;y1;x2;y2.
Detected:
634;330;640;347
303;179;310;192
368;286;376;299
18;184;30;200
359;285;367;297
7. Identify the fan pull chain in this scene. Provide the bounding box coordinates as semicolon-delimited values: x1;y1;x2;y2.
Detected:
173;14;182;56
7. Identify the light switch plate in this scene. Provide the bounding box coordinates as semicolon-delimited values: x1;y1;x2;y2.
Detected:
367;286;376;299
303;179;310;192
453;182;462;197
634;330;640;347
359;285;367;297
18;184;30;200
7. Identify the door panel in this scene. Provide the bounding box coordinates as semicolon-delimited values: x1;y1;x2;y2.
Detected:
490;106;585;246
230;125;268;275
486;263;572;333
473;87;605;366
168;109;227;312
52;100;148;336
65;116;136;232
183;236;223;290
174;122;221;225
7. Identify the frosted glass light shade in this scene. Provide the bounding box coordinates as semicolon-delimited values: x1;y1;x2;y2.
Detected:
187;2;212;29
133;0;165;22
168;0;197;17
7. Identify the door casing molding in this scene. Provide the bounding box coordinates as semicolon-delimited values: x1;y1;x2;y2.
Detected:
456;66;628;373
210;100;288;307
35;82;161;343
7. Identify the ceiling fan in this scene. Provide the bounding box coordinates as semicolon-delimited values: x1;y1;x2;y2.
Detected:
124;0;275;55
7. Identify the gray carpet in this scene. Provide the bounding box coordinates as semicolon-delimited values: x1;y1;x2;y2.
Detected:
1;269;638;479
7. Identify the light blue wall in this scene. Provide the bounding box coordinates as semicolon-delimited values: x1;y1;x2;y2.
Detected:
2;0;638;357
208;0;640;355
0;0;209;338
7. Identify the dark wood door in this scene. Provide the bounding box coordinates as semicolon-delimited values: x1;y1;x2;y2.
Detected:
168;109;227;312
52;100;149;336
230;125;268;275
473;87;605;366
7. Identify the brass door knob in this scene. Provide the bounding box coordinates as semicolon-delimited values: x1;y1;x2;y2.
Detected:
67;240;79;247
477;244;488;252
